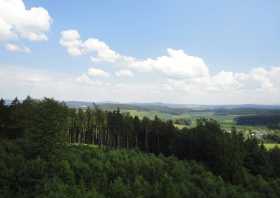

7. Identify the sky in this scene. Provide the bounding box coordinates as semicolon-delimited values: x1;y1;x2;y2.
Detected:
0;0;280;104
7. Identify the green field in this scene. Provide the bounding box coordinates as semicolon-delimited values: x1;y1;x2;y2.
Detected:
121;108;268;130
264;143;280;150
119;108;280;143
122;109;173;120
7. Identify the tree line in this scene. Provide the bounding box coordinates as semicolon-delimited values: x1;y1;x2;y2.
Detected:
235;114;280;129
67;107;177;155
1;97;280;186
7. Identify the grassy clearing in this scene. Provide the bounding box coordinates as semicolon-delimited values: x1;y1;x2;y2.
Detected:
264;143;280;150
174;124;189;129
121;109;276;138
121;109;173;120
70;143;99;148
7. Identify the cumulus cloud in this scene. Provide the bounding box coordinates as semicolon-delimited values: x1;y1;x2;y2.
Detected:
87;67;110;78
1;64;280;104
76;74;109;86
59;29;280;103
59;30;83;56
58;29;280;101
127;48;209;78
60;29;210;79
0;0;52;41
5;43;31;53
164;67;280;95
115;70;134;77
60;30;120;62
0;65;124;102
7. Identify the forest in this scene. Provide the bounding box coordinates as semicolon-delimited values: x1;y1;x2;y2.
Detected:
235;114;280;129
1;97;280;197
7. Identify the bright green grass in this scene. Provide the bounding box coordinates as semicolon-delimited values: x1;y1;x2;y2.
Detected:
174;124;190;129
71;143;99;148
264;143;280;150
120;109;275;136
121;109;173;120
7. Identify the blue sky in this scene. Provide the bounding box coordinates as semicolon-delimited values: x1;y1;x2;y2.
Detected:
0;0;280;104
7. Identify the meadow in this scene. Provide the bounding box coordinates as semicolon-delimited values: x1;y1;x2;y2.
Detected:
117;107;280;144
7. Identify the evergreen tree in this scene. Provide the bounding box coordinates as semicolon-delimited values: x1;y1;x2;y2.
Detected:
25;98;68;161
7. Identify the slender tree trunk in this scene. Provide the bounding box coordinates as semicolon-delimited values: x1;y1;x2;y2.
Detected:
135;135;138;148
126;135;129;149
145;128;149;152
157;135;160;154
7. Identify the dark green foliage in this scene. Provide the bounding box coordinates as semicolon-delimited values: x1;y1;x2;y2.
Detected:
263;133;280;143
174;118;192;125
0;97;68;160
269;147;280;176
172;120;247;183
2;141;280;198
1;97;280;197
24;98;68;160
235;114;280;127
67;106;177;156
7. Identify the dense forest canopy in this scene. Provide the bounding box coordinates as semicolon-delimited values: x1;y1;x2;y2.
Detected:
235;115;280;129
1;97;280;197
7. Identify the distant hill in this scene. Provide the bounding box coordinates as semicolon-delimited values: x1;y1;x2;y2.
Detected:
3;99;280;115
64;101;280;115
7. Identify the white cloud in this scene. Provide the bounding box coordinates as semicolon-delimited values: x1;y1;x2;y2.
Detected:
60;30;209;79
87;67;110;78
0;18;15;41
115;70;134;77
59;30;82;56
80;65;280;104
60;30;120;62
127;48;209;78
164;67;280;95
76;74;108;86
84;38;120;62
0;65;115;102
5;43;31;53
0;0;52;42
58;30;280;103
1;65;280;104
76;74;94;85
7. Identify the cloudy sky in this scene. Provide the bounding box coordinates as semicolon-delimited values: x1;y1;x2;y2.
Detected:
0;0;280;104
